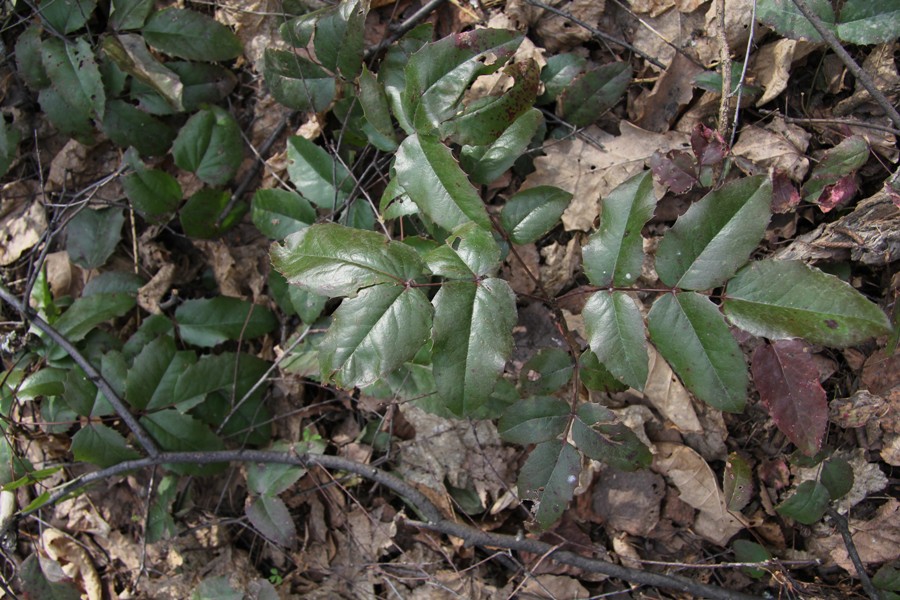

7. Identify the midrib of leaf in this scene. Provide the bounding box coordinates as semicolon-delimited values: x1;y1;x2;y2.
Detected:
726;293;879;324
299;253;406;285
673;295;732;394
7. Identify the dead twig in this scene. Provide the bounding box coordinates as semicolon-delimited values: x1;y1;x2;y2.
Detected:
826;507;883;600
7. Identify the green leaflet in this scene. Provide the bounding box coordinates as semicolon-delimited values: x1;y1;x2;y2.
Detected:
395;134;491;231
498;396;569;444
583;171;656;287
583;290;648;391
723;260;892;346
140;410;224;475
557;62;631;127
656;174;772;290
286;135;353;209
175;297;277;347
517;439;581;529
263;50;336;113
271;223;425;298
41;36;105;121
432;279;517;416
461;108;543;185
425;222;501;279
648;292;748;413
313;0;367;78
71;424;141;468
501;186;572;245
319;284;433;388
172;106;243;186
142;8;243;62
571;403;651;471
776;480;830;524
251;189;316;240
358;66;398;151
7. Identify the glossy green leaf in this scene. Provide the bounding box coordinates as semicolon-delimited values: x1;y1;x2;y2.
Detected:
517;439;581;529
395;133;491;231
424;222;501;279
66;207;125;269
723;260;892;346
140;410;224;475
38;87;94;140
519;348;574;395
90;351;128;416
558;62;630;127
168;62;237;111
180;188;247;239
175;297;277;347
320;284;433;388
102;100;175;156
63;367;97;416
122;166;182;221
102;34;184;111
405;29;522;133
271;223;425;297
583;291;648;391
648;292;748;412
192;390;271;446
579;350;628;393
268;270;327;323
263;50;335;113
15;26;49;90
358;66;398;151
41;37;105;121
285;135;352;209
572;403;652;471
143;8;242;61
18;368;66;400
821;457;854;500
38;0;96;34
172;106;243;186
81;270;142;296
52;293;136;343
380;23;434;133
538;53;587;104
147;475;177;542
776;480;830;524
441;59;541;146
656;174;772;290
123;314;173;359
172;352;268;409
583;171;655;287
71;424;141;467
246;440;321;496
757;0;835;41
801;135;869;204
0;115;20;178
724;453;754;512
126;335;177;410
501;186;572;245
838;0;900;44
252;189;316;239
432;279;517;416
246;495;296;547
461;107;543;184
732;540;772;579
110;0;153;30
498;396;569;444
314;0;367;78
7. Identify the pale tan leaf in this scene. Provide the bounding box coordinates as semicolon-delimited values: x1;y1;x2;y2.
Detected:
811;499;900;576
42;528;103;600
751;39;819;106
733;119;811;182
643;345;703;434
0;182;47;266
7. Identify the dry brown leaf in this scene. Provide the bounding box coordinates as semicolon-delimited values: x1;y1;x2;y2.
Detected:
751;39;819;106
835;43;900;118
811;499;900;576
591;468;665;536
42;528;103;600
515;574;589;599
643;345;703;434
345;505;397;562
611;404;658;450
216;0;286;71
612;533;643;570
796;450;887;513
694;0;760;66
138;263;176;314
652;442;744;545
634;53;705;132
523;123;690;231
732;118;811;182
507;0;605;52
0;181;47;266
630;8;704;73
539;238;581;295
45;139;121;198
502;242;540;296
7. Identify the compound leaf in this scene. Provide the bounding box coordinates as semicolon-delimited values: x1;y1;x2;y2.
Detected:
583;291;648;391
648;292;748;413
723;260;892;346
498;396;569;444
656;174;772;290
175;297;277;347
583;170;656;287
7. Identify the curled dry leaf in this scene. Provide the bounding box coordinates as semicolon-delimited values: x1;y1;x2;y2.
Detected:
642;345;703;435
732;118;811;182
0;181;47;266
750;39;818;106
810;498;900;577
42;528;103;600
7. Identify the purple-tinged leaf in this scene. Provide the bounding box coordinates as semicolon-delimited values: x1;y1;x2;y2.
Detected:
771;171;801;214
751;340;826;456
816;174;857;213
650;150;698;194
802;135;868;204
691;122;728;166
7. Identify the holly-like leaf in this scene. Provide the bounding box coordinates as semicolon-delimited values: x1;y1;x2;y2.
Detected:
440;59;541;146
571;403;652;471
583;291;648;391
751;340;827;456
179;189;247;239
519;348;574;396
102;100;175;156
395;133;491;231
579;350;628;393
425;222;501;279
432;279;517;416
821;457;854;500
656;174;772;290
15;26;49;90
71;424;141;468
648;292;748;412
319;284;433;388
41;37;105;121
246;495;296;547
175;297;277;347
498;396;569;444
404;28;522;134
538;53;587;104
461;108;543;185
801;135;869;205
52;293;136;343
286;135;353;209
126;335;177;410
583;171;656;287
263;50;335;113
776;480;830;524
142;8;242;62
837;0;900;44
723;260;892;346
271;223;425;298
724;452;754;512
140;410;224;475
557;62;631;127
66;207;125;269
379;23;433;133
517;439;581;530
314;0;367;78
171;352;268;410
757;0;835;42
110;0;153;30
358;66;398;151
38;0;97;34
252;189;316;239
122;166;182;221
501;186;572;245
172;106;243;186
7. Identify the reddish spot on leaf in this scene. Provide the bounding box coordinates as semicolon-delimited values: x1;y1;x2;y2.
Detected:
824;319;839;329
771;171;801;214
817;174;857;213
751;340;827;456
